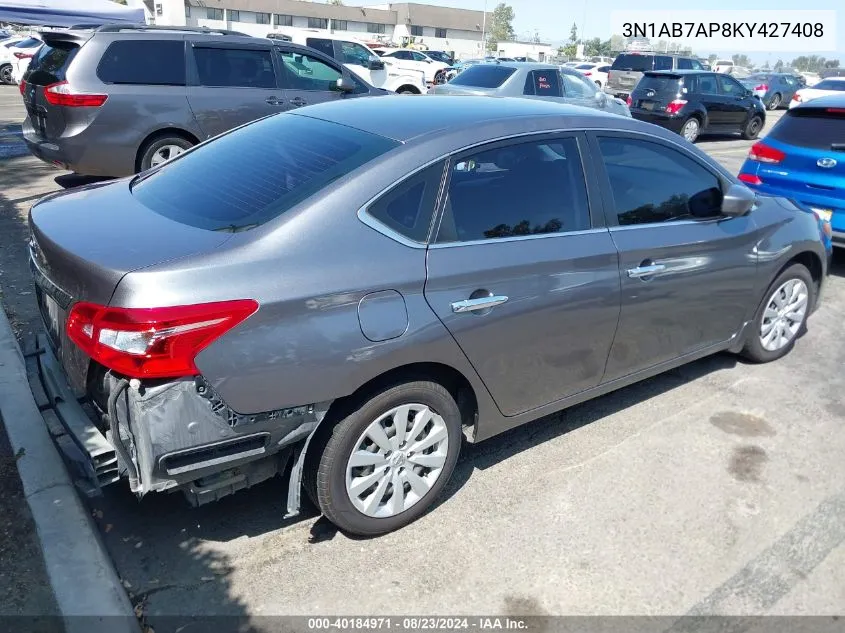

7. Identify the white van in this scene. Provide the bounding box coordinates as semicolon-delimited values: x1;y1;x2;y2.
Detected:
714;59;734;73
273;31;427;94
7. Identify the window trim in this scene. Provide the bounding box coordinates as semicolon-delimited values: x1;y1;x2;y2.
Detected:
431;131;599;247
586;130;734;230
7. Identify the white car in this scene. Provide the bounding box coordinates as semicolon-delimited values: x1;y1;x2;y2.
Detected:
713;59;734;73
789;77;845;108
0;36;27;84
374;48;448;84
280;32;427;94
8;37;42;84
572;62;610;88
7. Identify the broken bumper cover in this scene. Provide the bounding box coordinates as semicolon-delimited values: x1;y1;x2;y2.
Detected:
26;332;330;511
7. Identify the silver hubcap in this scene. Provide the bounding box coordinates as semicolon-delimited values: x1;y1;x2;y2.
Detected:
683;119;699;141
345;404;449;518
749;118;760;134
759;278;808;351
150;144;185;166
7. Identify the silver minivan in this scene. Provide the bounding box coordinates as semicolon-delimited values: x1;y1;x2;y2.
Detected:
605;53;704;100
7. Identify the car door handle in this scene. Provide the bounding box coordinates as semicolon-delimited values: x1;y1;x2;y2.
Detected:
289;97;307;107
451;295;509;313
627;264;666;278
265;97;285;106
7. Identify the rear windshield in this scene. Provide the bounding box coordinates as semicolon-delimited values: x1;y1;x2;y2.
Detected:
746;74;771;82
767;108;845;150
26;41;80;85
449;64;516;88
814;80;845;91
131;114;399;231
612;54;654;72
13;37;41;49
637;74;682;93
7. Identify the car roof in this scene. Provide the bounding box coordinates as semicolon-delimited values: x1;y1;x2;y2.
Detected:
290;95;612;142
645;69;717;75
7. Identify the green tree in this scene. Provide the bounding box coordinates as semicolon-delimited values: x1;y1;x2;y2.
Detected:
609;34;625;52
487;3;515;51
762;60;770;69
707;54;718;64
774;58;784;71
327;0;344;5
824;59;840;68
569;22;578;44
732;53;751;68
559;43;577;59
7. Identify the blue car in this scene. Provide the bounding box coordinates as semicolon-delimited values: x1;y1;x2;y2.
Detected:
738;95;843;250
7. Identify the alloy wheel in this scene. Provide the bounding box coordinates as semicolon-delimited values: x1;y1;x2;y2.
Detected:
682;118;699;142
345;403;449;518
759;278;808;351
150;144;185;167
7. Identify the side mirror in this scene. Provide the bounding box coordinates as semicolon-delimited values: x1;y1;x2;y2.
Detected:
721;182;756;216
368;56;385;70
335;76;355;93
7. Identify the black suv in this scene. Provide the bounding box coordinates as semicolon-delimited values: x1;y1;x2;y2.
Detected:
628;70;766;143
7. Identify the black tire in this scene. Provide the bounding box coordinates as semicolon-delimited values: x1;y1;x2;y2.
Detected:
741;263;814;364
741;115;763;140
310;380;462;536
767;93;781;110
680;117;700;143
396;86;420;95
0;64;12;85
137;135;194;172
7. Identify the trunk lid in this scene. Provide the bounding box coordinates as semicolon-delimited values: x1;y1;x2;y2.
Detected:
29;179;234;390
21;31;89;141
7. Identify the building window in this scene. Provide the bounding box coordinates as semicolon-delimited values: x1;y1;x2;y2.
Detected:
256;12;271;24
410;25;423;36
227;9;239;21
308;17;328;29
332;19;347;31
275;14;292;26
207;7;223;20
367;23;385;34
184;3;190;18
435;27;446;38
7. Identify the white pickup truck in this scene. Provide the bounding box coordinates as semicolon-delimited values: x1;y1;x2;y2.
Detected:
274;32;427;94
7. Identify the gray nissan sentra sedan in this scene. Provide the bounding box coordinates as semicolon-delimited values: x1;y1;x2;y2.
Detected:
29;96;831;536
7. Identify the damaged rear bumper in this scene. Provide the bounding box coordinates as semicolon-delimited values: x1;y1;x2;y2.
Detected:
25;332;330;511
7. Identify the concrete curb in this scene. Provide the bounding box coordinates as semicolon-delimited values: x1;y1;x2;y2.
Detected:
0;306;140;633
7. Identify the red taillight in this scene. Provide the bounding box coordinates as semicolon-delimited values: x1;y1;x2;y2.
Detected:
66;300;259;379
754;83;768;92
13;52;34;60
19;79;26;96
626;94;632;106
747;141;785;164
792;93;802;102
43;81;108;107
583;71;592;76
665;99;687;115
826;108;845;114
738;173;762;185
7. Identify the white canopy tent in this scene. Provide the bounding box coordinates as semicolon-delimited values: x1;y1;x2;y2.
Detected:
0;0;145;27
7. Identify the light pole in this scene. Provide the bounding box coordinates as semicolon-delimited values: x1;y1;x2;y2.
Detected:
481;0;487;54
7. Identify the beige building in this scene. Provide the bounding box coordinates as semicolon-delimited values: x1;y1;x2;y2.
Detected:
148;0;489;59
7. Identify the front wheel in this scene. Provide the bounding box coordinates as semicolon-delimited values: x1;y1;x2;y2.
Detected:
680;117;700;143
741;263;814;363
741;115;763;140
0;64;12;85
767;93;782;110
309;380;462;536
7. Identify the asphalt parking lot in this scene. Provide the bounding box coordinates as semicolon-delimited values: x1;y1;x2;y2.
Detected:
1;84;844;628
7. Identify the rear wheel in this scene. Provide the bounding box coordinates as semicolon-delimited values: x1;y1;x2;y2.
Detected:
310;380;462;536
397;86;420;95
0;64;11;85
767;93;782;110
680;117;700;143
741;263;813;363
741;115;763;140
138;135;194;172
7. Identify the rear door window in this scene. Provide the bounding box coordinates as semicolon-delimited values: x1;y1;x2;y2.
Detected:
131;114;399;231
26;40;79;85
193;47;276;88
97;40;186;85
676;58;692;70
305;38;335;58
524;70;561;97
448;64;516;88
611;54;654;72
654;56;673;71
718;75;745;97
767;108;845;150
698;74;719;94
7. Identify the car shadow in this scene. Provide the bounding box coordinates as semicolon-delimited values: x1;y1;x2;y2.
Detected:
830;249;845;277
54;173;112;189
